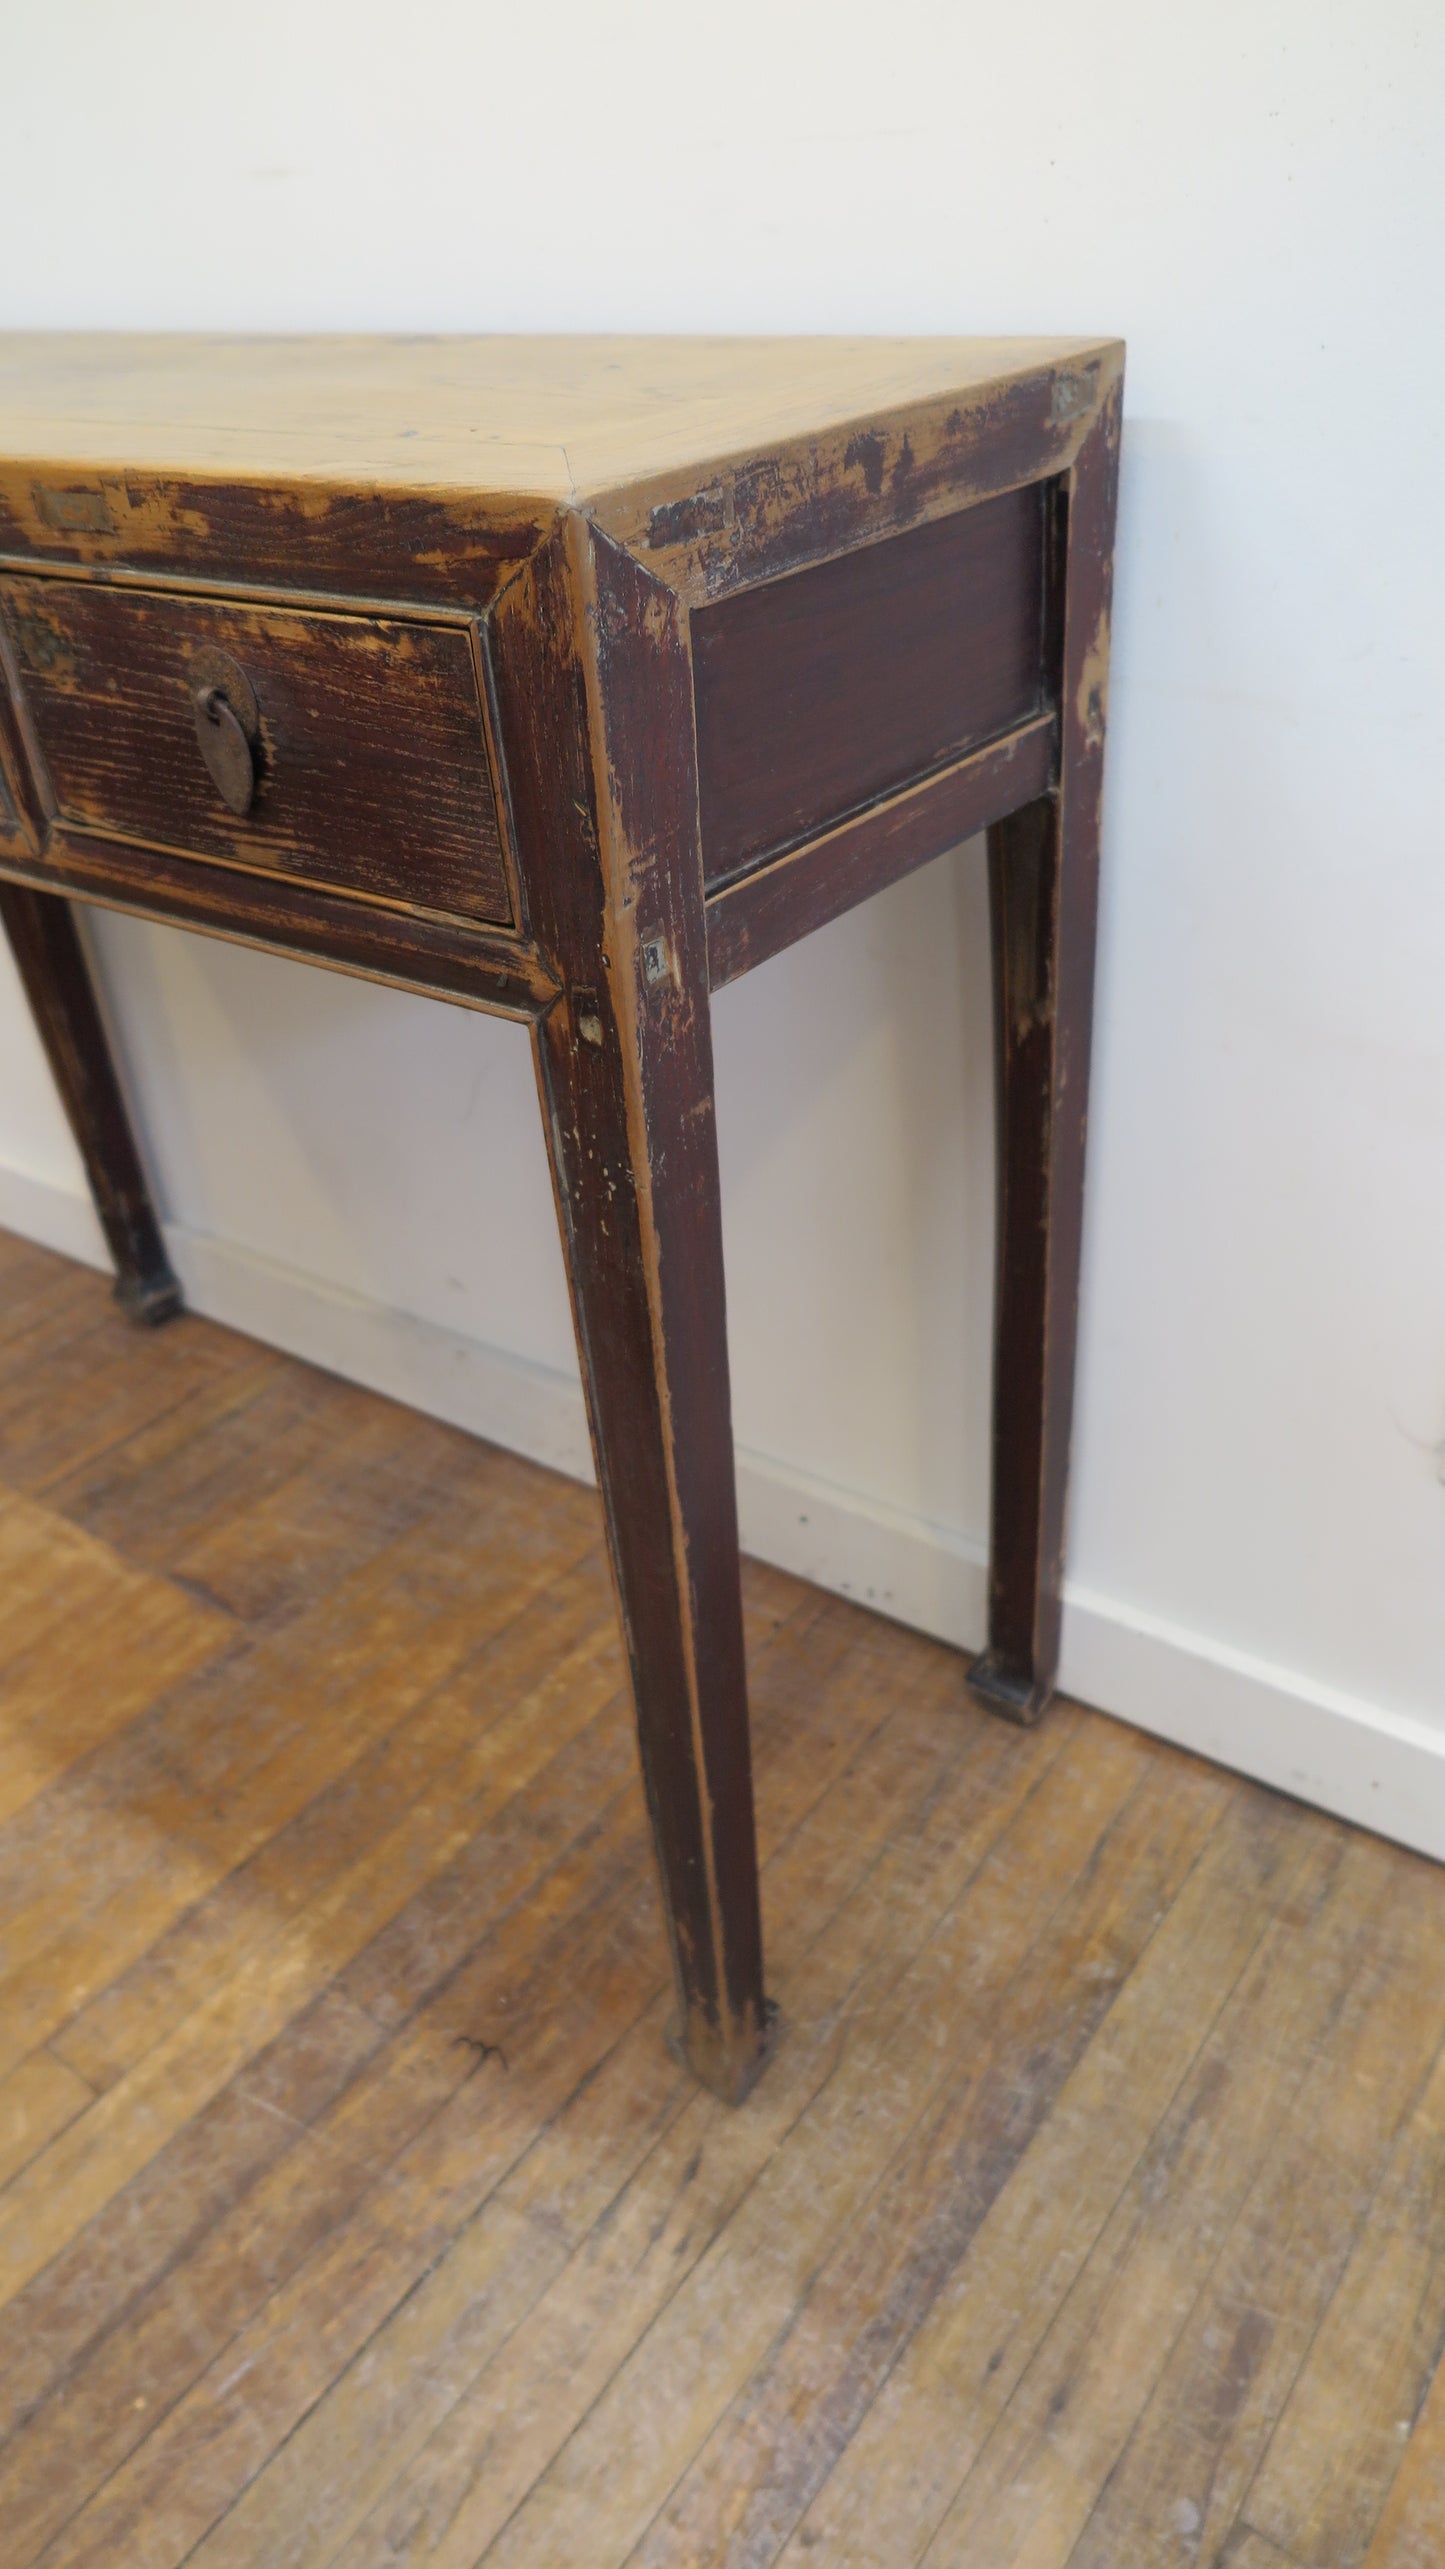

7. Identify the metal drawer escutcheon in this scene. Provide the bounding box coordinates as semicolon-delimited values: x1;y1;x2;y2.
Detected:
188;646;259;816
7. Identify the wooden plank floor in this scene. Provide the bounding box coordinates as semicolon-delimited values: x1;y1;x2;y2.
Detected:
1;1226;1443;2569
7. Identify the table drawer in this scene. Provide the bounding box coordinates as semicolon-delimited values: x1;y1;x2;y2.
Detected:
0;576;512;926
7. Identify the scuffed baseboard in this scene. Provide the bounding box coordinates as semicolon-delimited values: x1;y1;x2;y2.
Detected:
4;1159;1442;1867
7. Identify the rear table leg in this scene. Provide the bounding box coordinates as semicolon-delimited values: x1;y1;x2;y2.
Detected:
971;378;1121;1725
0;884;181;1325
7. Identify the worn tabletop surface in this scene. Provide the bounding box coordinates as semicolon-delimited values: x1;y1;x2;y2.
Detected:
0;331;1120;511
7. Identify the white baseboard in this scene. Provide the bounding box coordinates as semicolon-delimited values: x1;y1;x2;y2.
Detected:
1060;1593;1445;1867
0;1161;110;1272
4;1163;1443;1867
177;1223;601;1486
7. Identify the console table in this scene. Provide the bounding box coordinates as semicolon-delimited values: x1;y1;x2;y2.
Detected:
0;335;1121;2101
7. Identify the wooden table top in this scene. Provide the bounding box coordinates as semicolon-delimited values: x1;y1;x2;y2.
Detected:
0;331;1121;515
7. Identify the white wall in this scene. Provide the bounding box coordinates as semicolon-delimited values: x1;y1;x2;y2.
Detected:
3;0;1444;1853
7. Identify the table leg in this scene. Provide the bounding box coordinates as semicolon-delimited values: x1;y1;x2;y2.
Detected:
499;523;770;2104
0;884;182;1324
971;384;1121;1725
533;993;769;2102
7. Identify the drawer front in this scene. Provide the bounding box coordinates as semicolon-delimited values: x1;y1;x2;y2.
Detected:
692;481;1047;887
0;576;512;926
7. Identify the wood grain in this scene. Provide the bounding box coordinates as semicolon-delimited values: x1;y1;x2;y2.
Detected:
0;330;1113;491
0;885;180;1320
1;575;512;926
692;483;1046;885
498;521;767;2101
1;1243;1443;2568
972;383;1121;1723
1240;2030;1445;2566
0;2050;93;2192
0;1486;232;1828
1359;2347;1445;2566
704;715;1053;989
10;828;556;1016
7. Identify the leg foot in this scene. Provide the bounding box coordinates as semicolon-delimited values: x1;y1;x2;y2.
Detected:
667;1998;780;2106
968;1650;1051;1728
114;1268;185;1328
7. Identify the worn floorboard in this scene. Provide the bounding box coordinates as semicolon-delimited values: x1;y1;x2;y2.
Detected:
0;1231;1441;2568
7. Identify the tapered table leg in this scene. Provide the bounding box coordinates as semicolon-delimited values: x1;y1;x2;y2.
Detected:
499;519;770;2104
971;381;1122;1725
0;884;181;1324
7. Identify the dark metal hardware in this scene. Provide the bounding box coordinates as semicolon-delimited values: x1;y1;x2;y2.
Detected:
188;646;259;817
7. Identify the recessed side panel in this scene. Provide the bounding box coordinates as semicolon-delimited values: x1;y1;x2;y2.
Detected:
705;716;1056;989
0;576;513;926
691;480;1047;888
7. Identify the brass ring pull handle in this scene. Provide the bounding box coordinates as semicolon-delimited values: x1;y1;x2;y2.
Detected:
188;646;260;818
